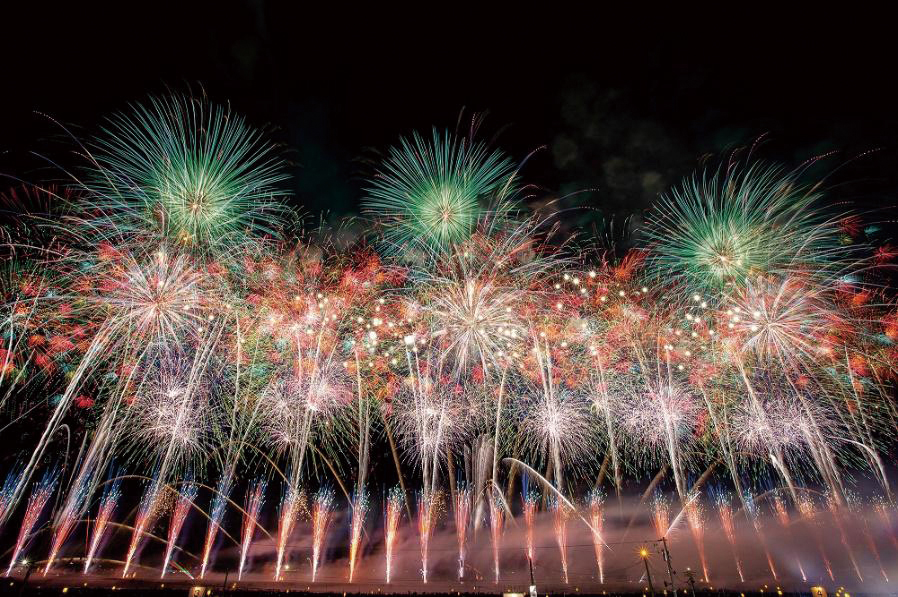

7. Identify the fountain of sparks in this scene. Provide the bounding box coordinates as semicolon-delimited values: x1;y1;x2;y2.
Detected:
44;478;90;575
384;487;404;583
348;491;369;582
275;485;303;581
551;497;570;584
199;475;231;579
522;488;539;566
6;470;57;576
453;486;471;580
714;492;744;582
161;483;197;577
84;479;120;574
238;480;266;581
771;492;803;581
684;494;709;583
417;491;439;584
489;496;505;584
311;488;335;582
798;497;834;581
122;482;164;578
587;489;606;584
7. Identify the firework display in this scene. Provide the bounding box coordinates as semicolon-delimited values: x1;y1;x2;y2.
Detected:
0;92;897;592
161;483;197;577
82;478;120;574
383;487;403;584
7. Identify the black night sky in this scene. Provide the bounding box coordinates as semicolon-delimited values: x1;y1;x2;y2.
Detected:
4;7;898;237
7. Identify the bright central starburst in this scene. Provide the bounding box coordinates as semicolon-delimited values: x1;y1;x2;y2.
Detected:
363;129;518;256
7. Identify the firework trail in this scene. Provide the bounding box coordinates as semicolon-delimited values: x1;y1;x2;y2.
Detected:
551;498;570;584
453;486;470;579
199;474;231;579
417;491;438;583
122;482;164;578
43;478;90;575
684;494;709;582
522;488;539;564
3;326;115;526
238;480;266;581
6;469;57;576
384;487;404;583
274;485;303;581
489;496;504;583
587;489;606;584
84;479;121;574
348;491;369;582
161;483;197;577
798;497;834;581
827;494;863;582
0;467;23;527
714;492;744;582
771;492;803;581
311;488;335;582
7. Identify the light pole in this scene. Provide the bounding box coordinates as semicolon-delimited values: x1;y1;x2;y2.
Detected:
684;568;697;597
18;560;34;597
641;548;656;597
661;535;676;590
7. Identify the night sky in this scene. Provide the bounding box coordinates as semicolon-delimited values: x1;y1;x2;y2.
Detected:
4;7;898;238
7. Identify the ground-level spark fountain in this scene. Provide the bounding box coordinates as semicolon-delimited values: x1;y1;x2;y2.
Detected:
161;483;196;577
122;482;163;578
551;498;570;584
714;492;744;582
238;480;266;581
453;486;470;579
275;485;303;581
311;488;335;582
348;491;369;582
684;495;709;583
384;488;403;584
588;489;606;584
417;492;438;584
83;479;120;574
489;496;504;583
199;476;231;579
6;470;57;576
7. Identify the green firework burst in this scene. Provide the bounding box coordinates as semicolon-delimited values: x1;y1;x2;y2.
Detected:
642;162;845;298
82;93;289;252
363;129;519;257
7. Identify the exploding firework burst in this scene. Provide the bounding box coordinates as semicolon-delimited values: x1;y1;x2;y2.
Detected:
83;94;289;251
363;129;519;256
643;162;844;299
